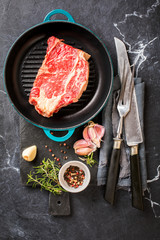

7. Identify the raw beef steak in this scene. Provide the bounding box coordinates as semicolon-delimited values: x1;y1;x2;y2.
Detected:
29;36;90;118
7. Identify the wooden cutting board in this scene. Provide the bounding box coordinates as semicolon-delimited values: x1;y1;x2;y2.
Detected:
20;117;99;216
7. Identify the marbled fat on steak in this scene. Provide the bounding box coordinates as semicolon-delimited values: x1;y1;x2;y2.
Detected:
29;36;90;118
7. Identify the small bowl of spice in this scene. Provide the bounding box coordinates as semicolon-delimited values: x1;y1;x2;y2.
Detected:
58;161;91;193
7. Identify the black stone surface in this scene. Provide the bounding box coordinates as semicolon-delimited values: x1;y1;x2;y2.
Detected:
49;192;70;216
20;118;72;216
20;117;98;216
1;0;160;239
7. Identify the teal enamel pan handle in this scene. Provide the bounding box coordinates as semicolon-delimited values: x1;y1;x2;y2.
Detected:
44;9;75;23
43;128;75;142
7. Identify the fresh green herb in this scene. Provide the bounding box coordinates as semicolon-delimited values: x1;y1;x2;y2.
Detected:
27;158;66;195
79;152;97;167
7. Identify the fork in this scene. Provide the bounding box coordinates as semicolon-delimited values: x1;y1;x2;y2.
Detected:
105;64;135;205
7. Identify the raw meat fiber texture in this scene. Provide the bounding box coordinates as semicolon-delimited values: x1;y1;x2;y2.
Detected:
29;36;90;118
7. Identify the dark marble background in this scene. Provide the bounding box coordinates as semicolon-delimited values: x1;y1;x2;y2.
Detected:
0;0;160;239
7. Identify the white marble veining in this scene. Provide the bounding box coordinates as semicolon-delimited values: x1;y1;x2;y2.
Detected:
145;188;160;218
0;90;20;174
147;165;160;183
146;165;160;218
114;0;159;77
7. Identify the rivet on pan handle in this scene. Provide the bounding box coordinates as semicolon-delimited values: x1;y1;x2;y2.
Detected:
43;9;75;23
43;128;75;142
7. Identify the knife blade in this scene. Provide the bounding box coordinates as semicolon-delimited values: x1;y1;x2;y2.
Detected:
114;37;144;210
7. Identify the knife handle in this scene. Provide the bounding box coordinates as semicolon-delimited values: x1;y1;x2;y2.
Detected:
105;139;121;205
130;145;144;210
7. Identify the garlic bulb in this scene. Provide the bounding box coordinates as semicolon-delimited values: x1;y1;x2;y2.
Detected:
73;139;96;156
73;121;105;156
83;121;105;148
22;145;37;162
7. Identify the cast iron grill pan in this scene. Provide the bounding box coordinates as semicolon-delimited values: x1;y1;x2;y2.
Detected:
4;22;112;130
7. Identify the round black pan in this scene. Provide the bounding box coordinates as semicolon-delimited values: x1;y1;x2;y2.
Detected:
4;12;113;131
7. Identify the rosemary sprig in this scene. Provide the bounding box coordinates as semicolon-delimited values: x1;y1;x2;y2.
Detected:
27;158;66;195
79;152;97;167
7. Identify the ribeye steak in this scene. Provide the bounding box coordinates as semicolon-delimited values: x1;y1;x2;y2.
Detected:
29;36;90;118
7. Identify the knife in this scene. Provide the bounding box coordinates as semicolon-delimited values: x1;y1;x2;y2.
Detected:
114;37;144;210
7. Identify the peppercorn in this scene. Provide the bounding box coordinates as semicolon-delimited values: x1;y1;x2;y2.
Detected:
52;154;55;157
45;145;47;148
63;143;67;146
57;158;60;161
54;157;57;160
63;151;67;154
59;143;62;147
49;149;52;152
61;150;64;153
66;146;70;149
64;165;85;188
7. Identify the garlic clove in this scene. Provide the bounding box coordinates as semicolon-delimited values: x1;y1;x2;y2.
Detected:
93;124;105;148
83;126;91;142
94;124;105;140
75;147;94;156
22;145;37;162
73;139;93;150
87;126;100;147
88;126;97;139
